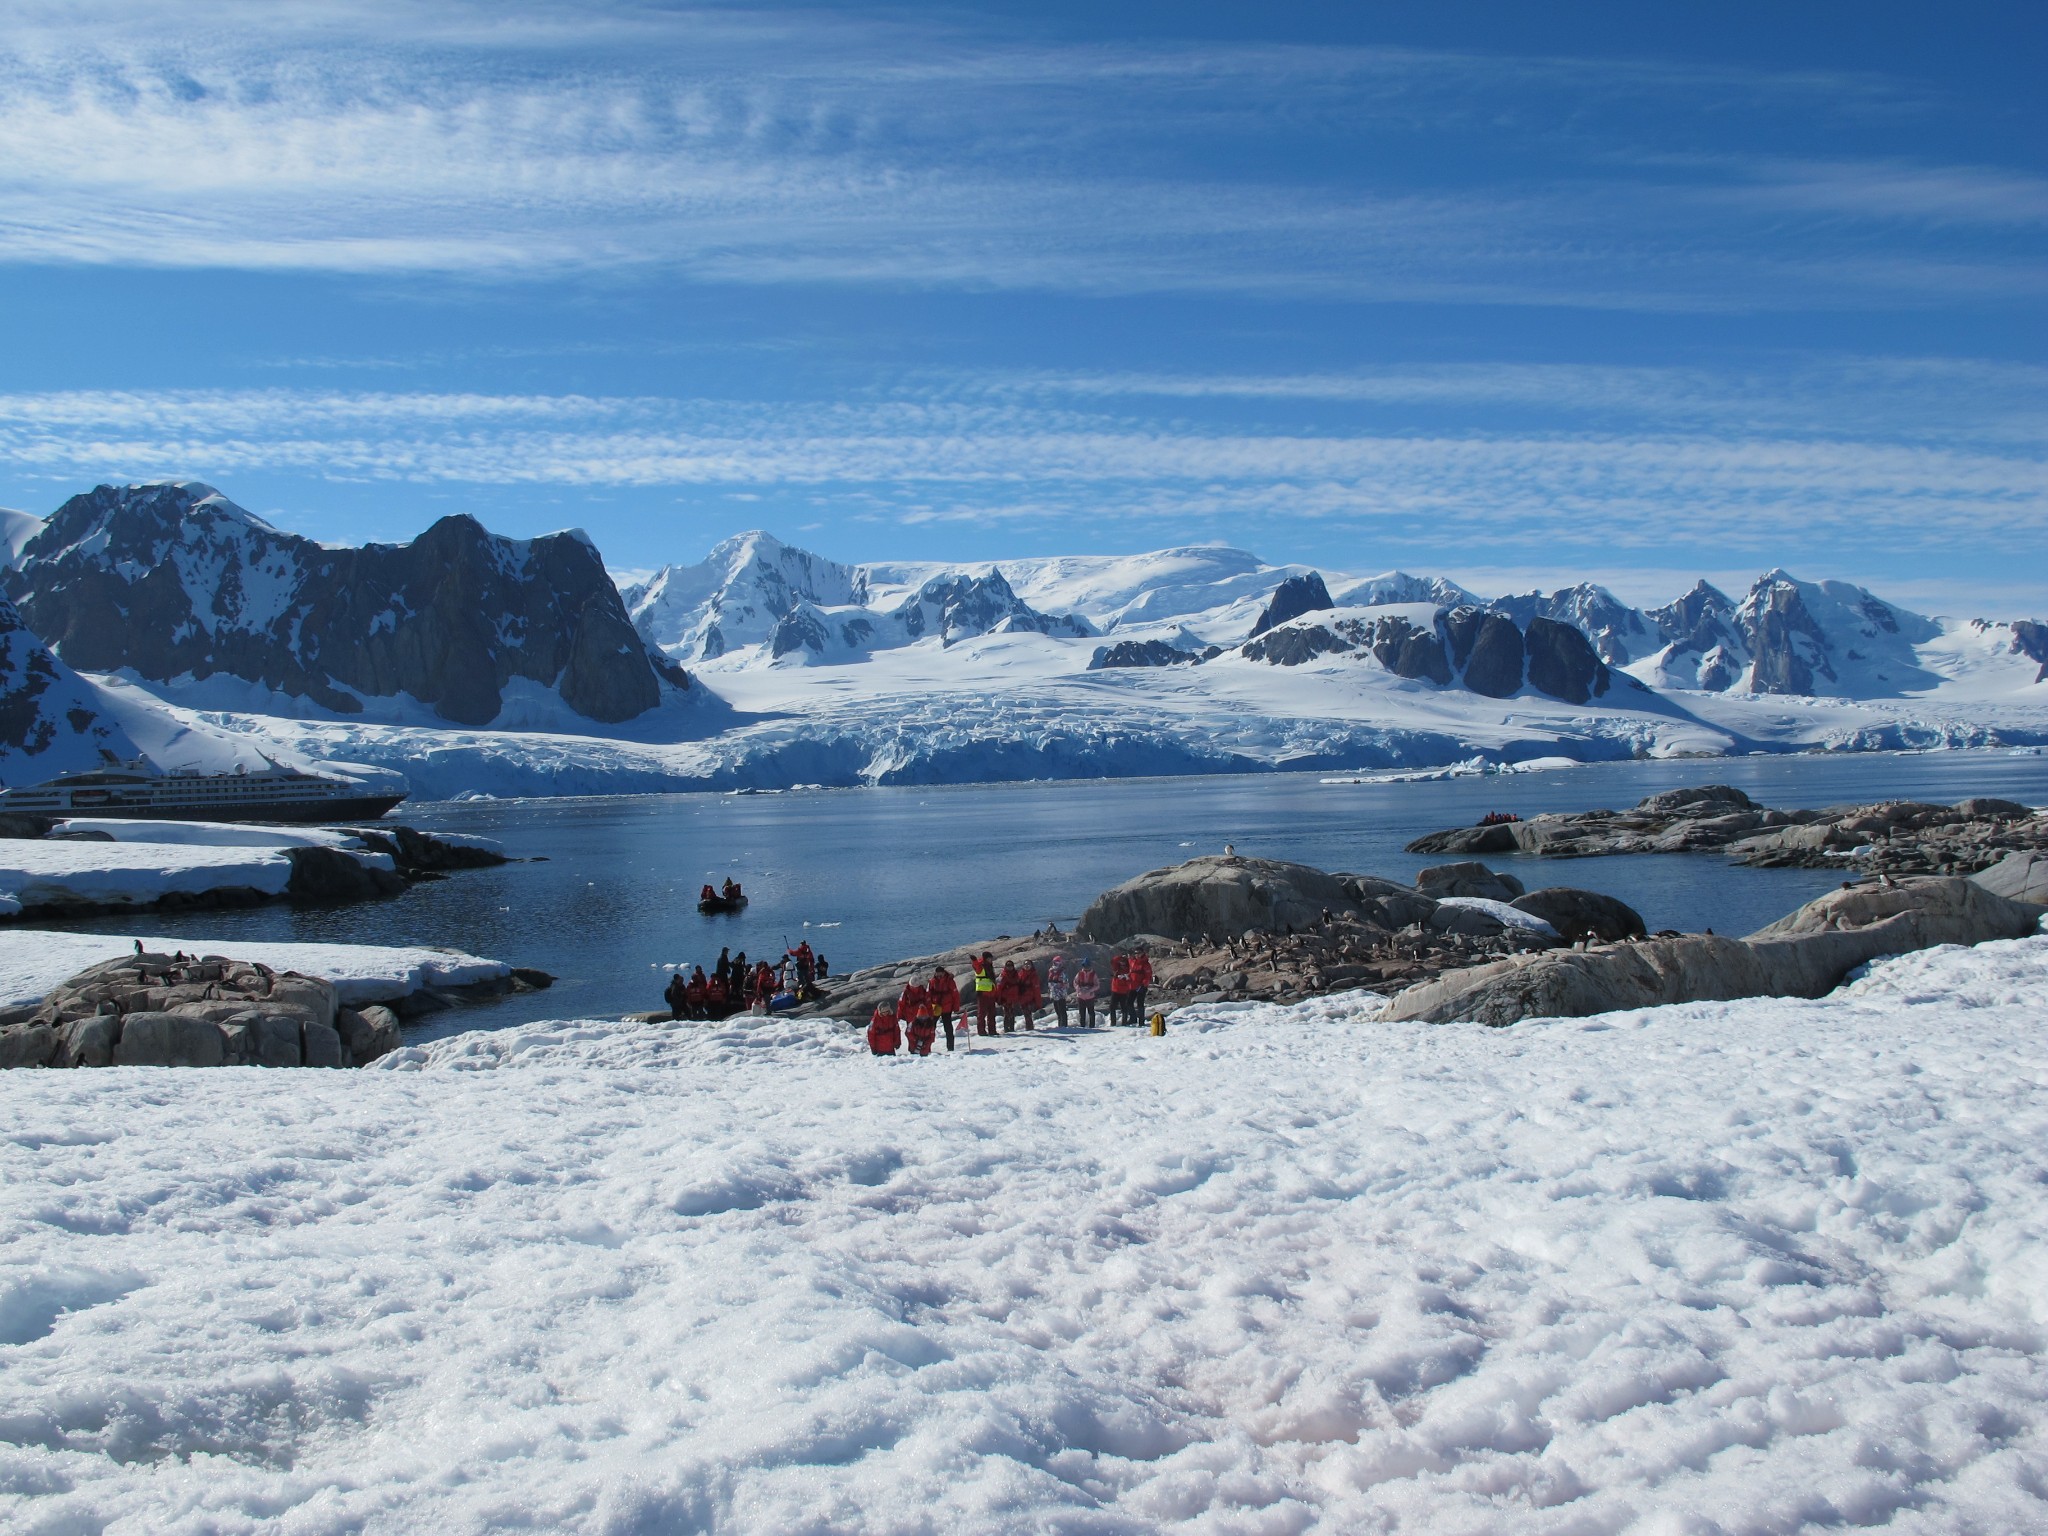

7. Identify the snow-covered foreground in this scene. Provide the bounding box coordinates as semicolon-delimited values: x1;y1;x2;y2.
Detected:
5;940;2048;1533
0;931;508;1010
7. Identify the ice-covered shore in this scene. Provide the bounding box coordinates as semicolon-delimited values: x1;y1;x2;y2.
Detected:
4;937;2047;1531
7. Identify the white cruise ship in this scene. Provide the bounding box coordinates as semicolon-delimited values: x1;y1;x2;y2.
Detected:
0;759;407;823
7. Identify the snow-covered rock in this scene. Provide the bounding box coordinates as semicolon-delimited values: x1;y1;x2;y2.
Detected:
622;530;864;660
0;838;298;911
0;597;140;785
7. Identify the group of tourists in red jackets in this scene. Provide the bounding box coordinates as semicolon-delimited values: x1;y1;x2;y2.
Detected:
663;941;828;1021
866;949;1154;1056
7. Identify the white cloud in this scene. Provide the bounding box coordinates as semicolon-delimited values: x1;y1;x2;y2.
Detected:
0;3;2033;308
0;385;2037;560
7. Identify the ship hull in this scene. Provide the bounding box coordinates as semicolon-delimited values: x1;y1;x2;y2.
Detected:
0;793;408;824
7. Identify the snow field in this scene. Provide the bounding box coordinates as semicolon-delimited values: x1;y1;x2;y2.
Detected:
0;839;297;911
2;939;2046;1532
0;930;510;1010
50;819;372;850
0;833;398;919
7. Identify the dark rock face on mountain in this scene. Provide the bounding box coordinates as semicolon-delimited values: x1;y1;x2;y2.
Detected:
1358;615;1451;685
1242;604;1618;706
6;483;684;727
1491;584;1654;665
1088;639;1218;670
1460;613;1528;699
0;597;137;782
1240;624;1352;668
1248;573;1334;639
1523;617;1610;705
2011;620;2048;682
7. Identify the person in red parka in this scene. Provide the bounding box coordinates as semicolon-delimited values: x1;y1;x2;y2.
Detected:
1129;948;1154;1025
753;960;777;1009
997;960;1022;1033
929;965;961;1051
1109;954;1134;1026
867;1002;901;1056
1015;959;1042;1031
899;979;936;1056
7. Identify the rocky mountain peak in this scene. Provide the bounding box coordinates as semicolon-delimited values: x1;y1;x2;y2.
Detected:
893;569;1091;647
1248;572;1335;639
1489;582;1652;664
5;481;683;728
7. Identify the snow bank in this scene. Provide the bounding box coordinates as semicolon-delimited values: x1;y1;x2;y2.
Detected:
53;818;370;850
0;839;294;911
0;930;509;1009
1434;895;1561;935
3;937;2047;1531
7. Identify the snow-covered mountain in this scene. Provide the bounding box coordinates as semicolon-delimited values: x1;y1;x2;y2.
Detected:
0;595;140;782
624;532;1091;665
621;532;865;660
3;483;2041;799
6;483;691;730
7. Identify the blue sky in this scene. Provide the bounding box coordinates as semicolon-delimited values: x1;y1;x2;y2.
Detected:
0;0;2041;613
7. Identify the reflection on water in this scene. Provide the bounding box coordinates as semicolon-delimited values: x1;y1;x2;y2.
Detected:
35;751;2048;1030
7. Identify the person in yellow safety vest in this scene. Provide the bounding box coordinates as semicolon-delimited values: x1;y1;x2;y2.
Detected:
972;951;999;1036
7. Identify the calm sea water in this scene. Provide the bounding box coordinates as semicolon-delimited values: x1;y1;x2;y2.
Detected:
38;750;2048;1029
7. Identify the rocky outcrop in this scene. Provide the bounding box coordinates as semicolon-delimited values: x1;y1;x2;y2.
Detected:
1415;862;1525;902
1509;888;1646;943
0;950;382;1068
2012;620;2048;683
1239;604;1618;706
1239;624;1353;668
1522;617;1609;705
1456;612;1527;699
1078;855;1361;944
1386;877;2039;1026
1971;850;2048;908
1354;615;1451;685
338;825;510;872
5;482;684;727
1087;640;1219;670
1407;786;2048;876
1248;573;1334;639
790;853;1676;1024
283;845;410;903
